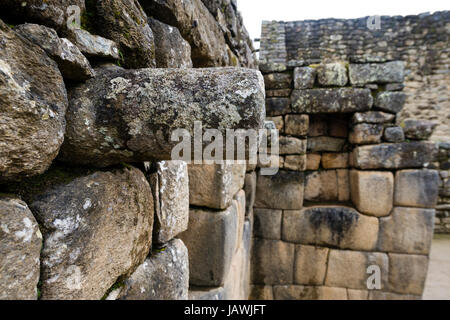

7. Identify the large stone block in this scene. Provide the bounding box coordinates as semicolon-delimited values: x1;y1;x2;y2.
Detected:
352;111;395;124
291;88;373;113
307;137;346;152
374;92;406;114
253;208;282;240
388;254;428;295
294;67;316;89
249;286;273;300
266;97;291;116
394;170;439;208
150;161;189;244
273;285;347;300
325;250;389;290
30;167;154;300
284;114;309;137
349;124;383;145
316;62;348;86
349;61;404;85
284;155;307;171
67;29;120;60
401;119;437;140
350;170;394;217
116;239;189;300
179;204;238;287
251;239;295;285
384;126;405;142
306;154;321;170
188;162;245;209
263;72;292;89
294;245;329;285
351;142;438;170
59;66;265;167
255;170;304;210
377;207;435;255
0;197;42;300
282;206;379;251
304;170;338;201
279;136;307;155
322;153;349;169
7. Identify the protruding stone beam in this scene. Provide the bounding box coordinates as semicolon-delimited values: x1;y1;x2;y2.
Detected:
59;66;265;167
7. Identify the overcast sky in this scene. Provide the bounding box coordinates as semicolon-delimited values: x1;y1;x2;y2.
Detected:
238;0;449;46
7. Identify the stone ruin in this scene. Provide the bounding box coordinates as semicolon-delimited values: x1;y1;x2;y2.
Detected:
0;1;447;300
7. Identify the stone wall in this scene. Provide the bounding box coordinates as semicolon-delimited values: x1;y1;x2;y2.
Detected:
436;143;450;233
251;60;439;300
259;11;450;142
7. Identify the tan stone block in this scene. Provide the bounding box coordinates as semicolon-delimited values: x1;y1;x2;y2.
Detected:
306;154;321;170
322;153;349;169
294;245;329;285
350;170;394;217
253;208;282;240
325;250;389;290
368;291;421;300
282;206;379;251
266;116;284;133
273;285;347;300
337;169;350;202
349;123;383;145
284;114;309;137
284;154;307;171
388;253;429;295
304;170;338;201
249;285;273;300
394;170;439;208
279;136;307;155
347;289;369;300
377;207;434;255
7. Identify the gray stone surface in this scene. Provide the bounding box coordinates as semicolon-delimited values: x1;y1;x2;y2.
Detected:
279;136;307;155
264;72;292;89
189;286;224;300
401;119;437;140
388;253;429;295
253;208;282;240
374;92;406;114
316;62;348;86
294;245;328;285
394;170;439;208
349;124;383;144
384;126;405;142
352;111;395;124
266;97;291;116
273;285;348;300
294;67;316;89
349;61;404;85
307;137;346;152
68;28;120;60
284;114;309;137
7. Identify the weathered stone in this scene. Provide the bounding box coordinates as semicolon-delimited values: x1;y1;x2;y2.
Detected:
368;291;420;300
148;18;192;68
388;253;428;295
282;206;379;251
350;170;394;217
284;155;307;171
304;170;338;201
252;239;294;285
95;0;155;68
308;115;327;136
294;245;328;285
349;124;383;144
349;61;405;85
279;136;307;155
284;114;309;137
294;67;316;89
264;72;292;89
394;170;439;208
59;66;265;167
273;285;347;300
385;83;405;91
316;62;348;86
378;207;435;255
306;154;321;170
244;172;256;216
253;208;282;240
400;119;437;140
0;21;67;181
257;155;284;169
259;62;287;73
249;286;273;300
384;126;405;142
307;137;346;152
291;88;373;113
347;289;368;300
67;29;120;60
325;250;388;290
0;197;42;300
322;153;348;169
30;167;154;300
352;111;395;124
255;170;304;210
150;161;189;244
374;92;406;114
189;286;224;300
266;116;284;132
117;239;188;300
337;169;350;202
223;237;250;299
351;142;438;169
15;23;94;81
188;162;245;210
179;204;238;286
266;89;291;97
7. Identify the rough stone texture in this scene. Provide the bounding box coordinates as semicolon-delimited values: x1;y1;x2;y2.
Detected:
352;111;395;124
377;207;435;255
30;167;154;300
394;170;439;208
148;18;192;68
150;161;189;244
316;62;348;86
249;286;274;300
15;23;94;81
284;114;309;137
351;142;438;170
266;89;291;97
306;154;321;170
304;170;338;202
401;119;437;140
307;137;346;152
67;29;120;60
117;239;189;300
279;136;307;155
0;21;68;181
267;116;284;132
325;250;389;290
282;206;379;251
188;162;245;210
350;170;394;217
349;124;383;145
264;73;292;89
59;66;265;166
349;61;405;86
337;169;350;202
253;208;282;240
284;155;307;171
95;0;155;68
273;285;347;300
0;197;42;300
388;253;429;295
252;239;294;285
294;245;328;285
321;153;348;169
266;97;291;116
384;126;405;143
374;92;406;114
347;289;368;300
255;170;304;210
369;291;421;300
291;88;373;113
294;67;316;89
179;203;238;287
